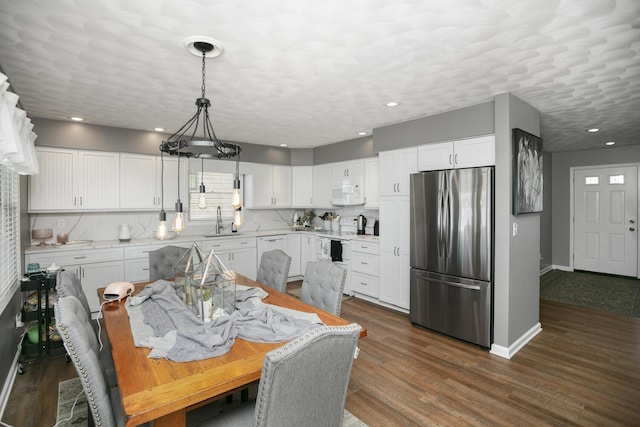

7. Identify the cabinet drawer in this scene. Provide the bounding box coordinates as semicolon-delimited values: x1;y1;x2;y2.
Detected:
27;247;123;268
350;241;378;255
351;252;379;276
124;258;151;283
201;237;256;252
124;245;159;259
351;271;379;298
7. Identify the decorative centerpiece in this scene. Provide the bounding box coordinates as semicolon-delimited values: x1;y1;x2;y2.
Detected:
178;245;236;322
174;244;205;306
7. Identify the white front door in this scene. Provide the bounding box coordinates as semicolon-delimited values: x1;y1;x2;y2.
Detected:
574;166;638;277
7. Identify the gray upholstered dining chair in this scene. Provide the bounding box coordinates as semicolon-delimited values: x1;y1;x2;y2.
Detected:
255;249;292;293
193;323;362;427
299;260;347;316
55;295;125;427
55;270;91;318
148;245;189;281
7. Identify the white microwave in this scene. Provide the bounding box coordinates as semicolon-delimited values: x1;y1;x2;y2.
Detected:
330;177;364;206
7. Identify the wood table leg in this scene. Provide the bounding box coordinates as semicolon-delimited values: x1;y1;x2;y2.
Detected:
152;409;186;427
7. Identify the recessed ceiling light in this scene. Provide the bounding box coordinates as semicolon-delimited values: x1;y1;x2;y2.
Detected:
280;144;287;147
70;116;83;122
358;132;368;136
154;127;165;132
605;141;616;146
587;128;600;133
385;101;400;107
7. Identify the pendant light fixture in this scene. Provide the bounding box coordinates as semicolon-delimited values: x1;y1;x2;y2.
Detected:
159;37;241;161
233;207;243;227
231;153;241;209
198;157;207;210
156;151;168;240
172;149;185;233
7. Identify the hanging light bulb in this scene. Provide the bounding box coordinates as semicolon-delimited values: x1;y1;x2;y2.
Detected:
157;210;168;240
233;207;243;227
198;157;207;209
172;153;186;233
231;154;241;208
157;151;168;239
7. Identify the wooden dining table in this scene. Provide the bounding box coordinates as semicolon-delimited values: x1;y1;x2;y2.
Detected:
99;273;367;427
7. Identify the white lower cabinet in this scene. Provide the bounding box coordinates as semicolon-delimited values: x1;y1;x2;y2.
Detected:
200;237;257;280
350;240;379;298
26;248;124;313
379;196;411;310
123;242;195;283
300;234;316;274
287;234;302;277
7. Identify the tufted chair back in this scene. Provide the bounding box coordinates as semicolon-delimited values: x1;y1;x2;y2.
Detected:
55;296;125;427
256;249;291;293
299;260;347;316
56;270;91;318
148;245;189;281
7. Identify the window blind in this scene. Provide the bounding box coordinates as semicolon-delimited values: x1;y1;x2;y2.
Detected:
188;171;236;221
0;163;20;313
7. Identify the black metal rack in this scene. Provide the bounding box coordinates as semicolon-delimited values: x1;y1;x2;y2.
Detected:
19;271;65;367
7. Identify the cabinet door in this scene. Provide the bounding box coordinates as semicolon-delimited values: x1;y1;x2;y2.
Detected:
287;234;302;276
29;148;77;211
227;247;257;279
351;271;379;298
78;261;125;312
364;157;379;209
453;135;495;168
312;163;332;208
292;166;313;207
124;258;151;283
272;166;291;207
162;156;188;210
120;153;158;209
417;141;453;171
379;196;410;309
379;147;417;196
244;164;274;208
78;150;120;209
300;234;316;273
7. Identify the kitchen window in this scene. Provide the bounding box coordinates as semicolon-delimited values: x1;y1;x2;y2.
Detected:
0;163;20;313
188;171;238;221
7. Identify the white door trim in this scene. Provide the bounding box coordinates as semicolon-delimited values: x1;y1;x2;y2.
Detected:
569;162;640;279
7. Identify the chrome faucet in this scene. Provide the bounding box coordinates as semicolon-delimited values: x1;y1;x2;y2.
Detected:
216;205;223;234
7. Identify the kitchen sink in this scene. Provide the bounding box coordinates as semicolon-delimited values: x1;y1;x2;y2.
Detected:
202;233;235;238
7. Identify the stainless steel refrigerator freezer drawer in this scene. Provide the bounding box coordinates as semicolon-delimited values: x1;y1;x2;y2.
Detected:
410;268;492;348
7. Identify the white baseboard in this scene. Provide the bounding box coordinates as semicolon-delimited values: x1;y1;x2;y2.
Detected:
552;264;573;272
490;322;542;359
0;349;21;420
539;265;553;275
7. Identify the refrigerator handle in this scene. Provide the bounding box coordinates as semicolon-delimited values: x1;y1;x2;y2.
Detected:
437;181;445;258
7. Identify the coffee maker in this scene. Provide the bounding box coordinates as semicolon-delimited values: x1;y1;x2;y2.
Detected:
356;214;367;235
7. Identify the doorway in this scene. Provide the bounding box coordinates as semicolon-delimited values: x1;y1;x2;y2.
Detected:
573;165;638;277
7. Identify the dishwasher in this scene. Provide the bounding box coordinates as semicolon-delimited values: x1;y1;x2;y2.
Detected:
257;235;288;267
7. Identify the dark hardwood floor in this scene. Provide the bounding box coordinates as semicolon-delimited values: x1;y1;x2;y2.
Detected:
3;284;639;426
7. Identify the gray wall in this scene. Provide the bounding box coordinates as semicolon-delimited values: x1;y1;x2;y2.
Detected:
494;93;541;348
291;148;314;166
313;136;375;164
0;176;30;398
551;145;640;267
540;152;553;270
372;101;495;152
32;118;292;165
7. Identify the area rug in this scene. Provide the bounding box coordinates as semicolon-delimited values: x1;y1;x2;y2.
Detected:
56;377;88;426
58;378;367;426
540;269;640;318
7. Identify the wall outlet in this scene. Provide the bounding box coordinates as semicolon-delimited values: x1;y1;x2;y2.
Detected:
15;313;23;329
512;222;518;237
58;218;65;228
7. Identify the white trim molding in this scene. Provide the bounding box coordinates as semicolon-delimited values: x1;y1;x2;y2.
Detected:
490;322;542;359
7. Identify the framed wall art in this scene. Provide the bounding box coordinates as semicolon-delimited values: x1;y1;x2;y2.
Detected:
513;128;543;215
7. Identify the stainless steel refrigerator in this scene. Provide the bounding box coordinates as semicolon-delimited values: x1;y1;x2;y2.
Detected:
409;167;493;348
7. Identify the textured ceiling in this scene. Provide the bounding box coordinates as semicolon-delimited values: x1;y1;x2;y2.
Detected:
0;0;638;152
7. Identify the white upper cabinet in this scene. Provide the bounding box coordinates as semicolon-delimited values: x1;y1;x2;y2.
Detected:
291;166;313;207
119;154;186;210
29;147;120;212
331;160;364;182
418;135;495;171
312;163;332;208
244;163;291;208
364;157;379;209
379;147;418;196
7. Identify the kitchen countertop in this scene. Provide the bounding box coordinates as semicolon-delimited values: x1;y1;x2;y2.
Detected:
25;228;379;254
